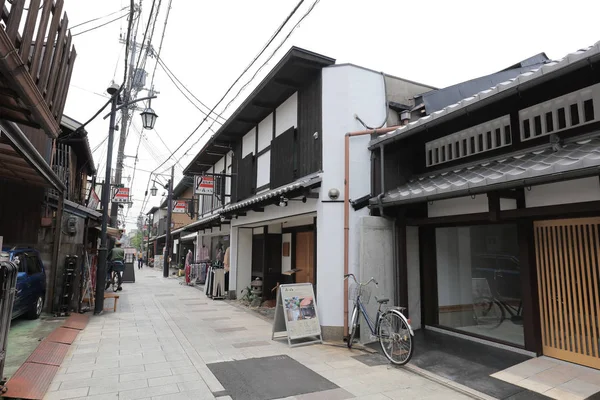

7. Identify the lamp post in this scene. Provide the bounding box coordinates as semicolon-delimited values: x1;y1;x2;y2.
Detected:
94;84;158;315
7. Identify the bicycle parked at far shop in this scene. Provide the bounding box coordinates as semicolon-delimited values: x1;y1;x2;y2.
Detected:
344;273;414;365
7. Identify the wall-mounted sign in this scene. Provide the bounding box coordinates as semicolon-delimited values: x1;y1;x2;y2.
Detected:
112;187;129;203
87;189;100;209
194;175;214;195
272;283;322;347
172;200;187;213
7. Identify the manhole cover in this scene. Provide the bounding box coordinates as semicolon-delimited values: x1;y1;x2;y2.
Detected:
207;355;338;400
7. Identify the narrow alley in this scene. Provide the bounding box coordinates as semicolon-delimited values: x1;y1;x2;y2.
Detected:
43;268;473;400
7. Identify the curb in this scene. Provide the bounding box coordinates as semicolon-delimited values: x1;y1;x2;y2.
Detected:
401;363;498;400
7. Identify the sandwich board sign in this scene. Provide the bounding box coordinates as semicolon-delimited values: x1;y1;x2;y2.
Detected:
272;283;322;347
194;175;214;195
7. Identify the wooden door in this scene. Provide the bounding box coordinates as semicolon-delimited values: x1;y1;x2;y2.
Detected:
295;231;315;284
534;218;600;369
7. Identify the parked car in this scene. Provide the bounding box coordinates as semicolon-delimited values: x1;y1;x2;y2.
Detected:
1;246;46;320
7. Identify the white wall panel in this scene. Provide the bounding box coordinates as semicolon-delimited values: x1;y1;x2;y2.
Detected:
525;177;600;208
258;114;273;151
428;196;488;218
256;151;270;188
242;128;256;157
275;92;297;136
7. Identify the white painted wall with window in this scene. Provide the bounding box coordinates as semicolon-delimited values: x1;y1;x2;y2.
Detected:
256;150;270;188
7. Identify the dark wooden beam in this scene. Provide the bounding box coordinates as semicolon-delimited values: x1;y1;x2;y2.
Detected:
407;212;489;226
274;78;303;89
488;192;500;222
252;100;276;109
236;117;260;124
252;208;265;212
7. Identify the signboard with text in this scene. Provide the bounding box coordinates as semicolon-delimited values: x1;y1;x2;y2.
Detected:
272;283;322;347
112;187;130;203
194;175;214;195
172;200;187;213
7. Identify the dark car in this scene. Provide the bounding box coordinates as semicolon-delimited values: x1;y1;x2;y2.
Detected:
1;246;46;320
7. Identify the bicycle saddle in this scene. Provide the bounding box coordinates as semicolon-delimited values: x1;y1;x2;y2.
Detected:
375;296;389;304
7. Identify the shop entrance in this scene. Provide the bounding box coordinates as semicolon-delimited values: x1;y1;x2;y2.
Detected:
295;231;315;284
533;218;600;369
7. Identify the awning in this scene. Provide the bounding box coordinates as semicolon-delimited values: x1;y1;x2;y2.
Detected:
223;174;321;214
0;121;65;191
376;136;600;207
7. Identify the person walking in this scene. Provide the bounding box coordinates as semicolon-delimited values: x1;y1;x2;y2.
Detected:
137;250;143;269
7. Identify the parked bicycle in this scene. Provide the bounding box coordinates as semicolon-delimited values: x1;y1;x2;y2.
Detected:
344;273;414;365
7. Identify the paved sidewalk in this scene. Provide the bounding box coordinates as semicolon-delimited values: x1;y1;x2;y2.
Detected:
44;267;475;400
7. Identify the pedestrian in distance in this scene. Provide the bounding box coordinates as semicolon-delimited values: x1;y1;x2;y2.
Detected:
137;250;143;269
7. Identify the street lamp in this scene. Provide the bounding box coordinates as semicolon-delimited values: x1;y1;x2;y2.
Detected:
148;171;174;278
150;183;158;196
140;108;158;130
94;85;158;315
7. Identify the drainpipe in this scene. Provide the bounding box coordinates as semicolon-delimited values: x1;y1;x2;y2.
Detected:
343;126;400;337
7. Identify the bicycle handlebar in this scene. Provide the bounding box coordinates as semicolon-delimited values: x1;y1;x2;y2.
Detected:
344;273;378;287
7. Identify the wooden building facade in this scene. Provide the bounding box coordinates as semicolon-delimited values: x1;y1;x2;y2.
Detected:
370;42;600;369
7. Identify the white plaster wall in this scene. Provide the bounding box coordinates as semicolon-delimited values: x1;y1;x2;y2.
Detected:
275;92;298;136
501;198;517;210
428;196;488;218
253;227;264;235
258;114;273;151
268;223;282;234
226;163;232;205
358;216;395;343
229;227;238;292
525;177;600;208
406;226;421;330
283;215;315;228
256;151;271;188
215;156;225;173
282;232;292;273
318;65;387;330
236;227;253;298
231;198;317;227
242;128;256;157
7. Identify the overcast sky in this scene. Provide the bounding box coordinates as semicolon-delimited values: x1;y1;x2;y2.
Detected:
61;0;600;232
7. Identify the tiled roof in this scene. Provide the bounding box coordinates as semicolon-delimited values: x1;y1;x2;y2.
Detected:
223;174;321;212
370;40;600;149
379;137;600;206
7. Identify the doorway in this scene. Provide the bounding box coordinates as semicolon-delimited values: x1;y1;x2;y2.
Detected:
533;217;600;369
295;231;315;284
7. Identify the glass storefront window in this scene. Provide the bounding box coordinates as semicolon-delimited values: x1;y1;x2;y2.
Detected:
436;224;524;346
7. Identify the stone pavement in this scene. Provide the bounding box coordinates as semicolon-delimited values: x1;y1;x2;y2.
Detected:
43;267;476;400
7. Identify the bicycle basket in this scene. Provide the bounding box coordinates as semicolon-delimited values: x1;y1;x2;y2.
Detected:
349;283;372;304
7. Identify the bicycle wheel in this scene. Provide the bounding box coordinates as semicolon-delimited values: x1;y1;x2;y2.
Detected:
111;272;118;292
347;305;359;349
378;310;413;365
472;296;503;328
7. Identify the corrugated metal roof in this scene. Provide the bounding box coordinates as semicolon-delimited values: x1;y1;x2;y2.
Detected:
370;40;600;149
223;174;321;212
380;137;600;206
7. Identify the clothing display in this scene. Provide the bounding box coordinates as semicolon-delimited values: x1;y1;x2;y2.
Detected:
205;264;225;299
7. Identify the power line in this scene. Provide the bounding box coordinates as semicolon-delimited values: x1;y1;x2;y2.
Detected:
71;6;130;30
150;0;173;89
140;0;313;213
72;13;130;37
155;58;221;127
172;0;322;168
148;0;308;175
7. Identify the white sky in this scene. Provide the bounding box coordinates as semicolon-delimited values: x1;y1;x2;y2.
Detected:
61;0;600;231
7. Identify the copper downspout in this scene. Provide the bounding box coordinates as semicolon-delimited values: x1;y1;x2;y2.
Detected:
343;126;401;337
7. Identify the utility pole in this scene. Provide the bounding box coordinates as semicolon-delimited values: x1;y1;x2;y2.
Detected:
164;165;174;277
95;93;118;315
